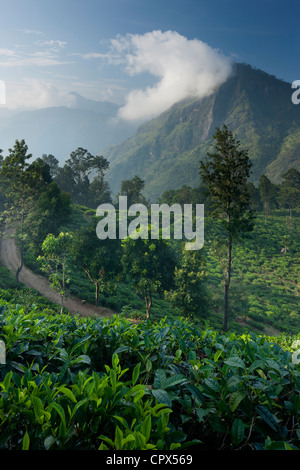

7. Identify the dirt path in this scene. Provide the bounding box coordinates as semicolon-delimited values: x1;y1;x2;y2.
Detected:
0;228;114;318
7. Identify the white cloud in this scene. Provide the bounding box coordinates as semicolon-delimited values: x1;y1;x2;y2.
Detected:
70;51;118;61
16;29;43;35
5;79;76;109
0;49;16;57
0;54;71;68
108;30;233;121
36;40;67;52
0;39;70;68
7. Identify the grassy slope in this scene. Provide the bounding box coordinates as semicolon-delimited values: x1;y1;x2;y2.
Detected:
266;129;300;182
204;212;300;334
0;207;299;450
17;204;300;336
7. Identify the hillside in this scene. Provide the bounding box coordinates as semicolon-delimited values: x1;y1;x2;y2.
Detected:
9;204;298;336
0;298;299;450
0;184;299;452
104;63;300;201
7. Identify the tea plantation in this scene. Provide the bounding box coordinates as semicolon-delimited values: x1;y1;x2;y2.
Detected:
0;298;299;450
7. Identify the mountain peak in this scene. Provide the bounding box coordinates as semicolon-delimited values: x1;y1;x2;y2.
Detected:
104;63;300;201
67;92;119;115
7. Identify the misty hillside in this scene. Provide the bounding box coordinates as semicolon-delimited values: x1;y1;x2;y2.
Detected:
0;95;138;164
1;63;299;200
104;63;300;201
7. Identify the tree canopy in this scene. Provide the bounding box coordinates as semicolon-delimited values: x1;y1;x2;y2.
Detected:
199;124;254;331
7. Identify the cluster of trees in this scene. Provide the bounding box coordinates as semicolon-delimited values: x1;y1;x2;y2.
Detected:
159;169;300;223
0;141;207;321
1;127;299;331
256;170;300;221
34;221;208;322
159;126;300;330
35;125;257;331
42;148;112;208
0;140;72;281
42;151;149;209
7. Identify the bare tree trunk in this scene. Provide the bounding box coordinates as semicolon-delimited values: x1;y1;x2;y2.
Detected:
223;234;232;332
145;289;152;319
16;212;24;283
60;295;64;314
95;282;99;307
60;258;66;314
264;201;269;223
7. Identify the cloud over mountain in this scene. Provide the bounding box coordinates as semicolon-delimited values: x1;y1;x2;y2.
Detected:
5;79;77;110
109;30;233;121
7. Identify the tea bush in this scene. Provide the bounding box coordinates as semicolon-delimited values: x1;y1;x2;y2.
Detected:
0;299;299;450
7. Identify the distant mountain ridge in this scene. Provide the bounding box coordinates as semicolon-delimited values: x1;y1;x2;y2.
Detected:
0;94;138;164
103;63;300;201
1;63;299;201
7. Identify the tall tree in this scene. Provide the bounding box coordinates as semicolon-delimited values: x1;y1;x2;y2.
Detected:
55;148;90;205
70;222;121;306
258;174;277;223
120;175;147;206
54;147;111;207
0;140;46;281
245;182;262;211
87;154;112;207
41;154;60;178
199;124;254;331
54;164;78;201
122;234;175;319
89;176;112;207
277;168;300;218
165;246;209;321
37;232;73;314
25;181;72;255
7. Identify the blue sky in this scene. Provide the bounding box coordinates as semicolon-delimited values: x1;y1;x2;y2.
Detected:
0;0;299;117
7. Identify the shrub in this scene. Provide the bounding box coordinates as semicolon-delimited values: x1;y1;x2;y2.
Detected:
0;299;299;450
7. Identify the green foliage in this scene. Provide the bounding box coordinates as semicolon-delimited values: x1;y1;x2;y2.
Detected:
0;268;20;290
0;300;299;450
54;147;111;208
0;140;50;281
121;234;176;318
119;175;148;206
204;212;300;333
199;124;254;238
277;168;300;217
25;182;73;256
70;221;121;306
37;232;73;313
105;63;300;201
199;124;255;331
159;184;207;206
258;174;278;222
165;246;209;320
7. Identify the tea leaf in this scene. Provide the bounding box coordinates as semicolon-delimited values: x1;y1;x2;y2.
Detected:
231;418;245;445
22;431;30;450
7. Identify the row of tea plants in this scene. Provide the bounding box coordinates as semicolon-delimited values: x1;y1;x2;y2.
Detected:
0;298;299;450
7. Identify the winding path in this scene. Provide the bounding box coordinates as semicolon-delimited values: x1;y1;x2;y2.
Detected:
0;227;114;318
